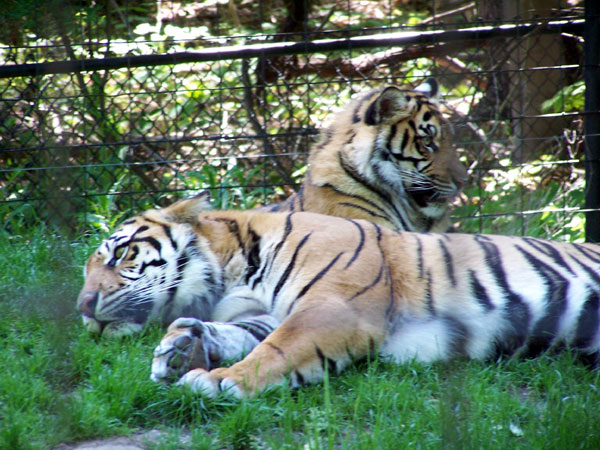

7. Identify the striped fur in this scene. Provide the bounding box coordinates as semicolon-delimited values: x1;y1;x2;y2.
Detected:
263;78;467;232
77;196;600;397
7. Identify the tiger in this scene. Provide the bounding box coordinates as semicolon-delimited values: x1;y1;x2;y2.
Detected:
262;77;467;233
76;194;600;398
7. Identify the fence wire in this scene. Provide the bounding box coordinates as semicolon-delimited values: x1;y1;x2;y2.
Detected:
0;0;594;241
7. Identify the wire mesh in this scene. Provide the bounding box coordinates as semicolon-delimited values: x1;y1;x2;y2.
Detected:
0;0;592;241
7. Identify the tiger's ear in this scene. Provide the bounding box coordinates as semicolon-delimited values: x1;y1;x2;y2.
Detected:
414;77;439;99
162;192;211;223
364;86;414;126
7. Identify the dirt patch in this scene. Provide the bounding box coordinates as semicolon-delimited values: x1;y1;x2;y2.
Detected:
54;429;191;450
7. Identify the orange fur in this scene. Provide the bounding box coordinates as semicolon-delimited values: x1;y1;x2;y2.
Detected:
264;79;467;232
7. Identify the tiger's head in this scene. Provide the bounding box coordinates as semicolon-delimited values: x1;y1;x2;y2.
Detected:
76;194;222;337
310;78;467;231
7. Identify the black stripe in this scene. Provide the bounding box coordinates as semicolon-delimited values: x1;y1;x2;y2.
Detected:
139;257;167;273
419;160;433;172
131;225;149;235
272;232;312;305
354;89;381;124
386;123;398;153
322;183;388;217
425;270;435;315
384;265;396;320
266;342;285;359
272;213;295;260
245;228;262;285
515;245;568;357
290;252;344;313
416;235;424;279
574;291;599;349
315;346;337;374
469;270;494;311
338;152;410;230
523;238;574;275
127;245;139;261
373;222;383;244
571;258;600;285
294;370;306;386
161;224;178;251
131;236;162;252
108;235;130;246
233;320;274;342
391;153;426;164
475;237;530;354
213;218;244;254
260;213;296;289
164;243;193;310
242;318;276;338
337;202;390;222
572;244;600;263
438;239;456;286
348;263;384;301
344;220;365;269
400;128;409;151
348;222;386;302
120;273;141;281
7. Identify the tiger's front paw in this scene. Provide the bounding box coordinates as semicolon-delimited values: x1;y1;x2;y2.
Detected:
150;318;217;383
177;368;244;399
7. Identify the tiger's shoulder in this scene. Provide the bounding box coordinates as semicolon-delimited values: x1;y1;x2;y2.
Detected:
266;78;467;233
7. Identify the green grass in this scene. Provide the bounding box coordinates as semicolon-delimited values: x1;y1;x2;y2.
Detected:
2;232;600;450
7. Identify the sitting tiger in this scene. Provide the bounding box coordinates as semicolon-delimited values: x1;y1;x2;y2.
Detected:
77;194;600;397
263;77;467;232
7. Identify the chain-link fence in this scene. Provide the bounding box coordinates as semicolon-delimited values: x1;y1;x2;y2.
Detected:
0;0;596;241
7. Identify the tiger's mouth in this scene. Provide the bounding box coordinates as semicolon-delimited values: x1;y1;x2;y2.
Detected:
407;187;438;207
407;186;459;207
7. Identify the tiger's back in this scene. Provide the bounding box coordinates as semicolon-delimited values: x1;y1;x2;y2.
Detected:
202;208;600;364
148;202;600;396
264;79;467;232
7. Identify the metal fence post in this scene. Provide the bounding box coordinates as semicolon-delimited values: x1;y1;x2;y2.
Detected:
585;0;600;242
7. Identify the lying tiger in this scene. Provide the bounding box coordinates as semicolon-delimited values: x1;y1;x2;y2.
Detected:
262;77;467;232
77;194;600;397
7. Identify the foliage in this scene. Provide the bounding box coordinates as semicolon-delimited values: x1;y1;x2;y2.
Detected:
0;1;587;241
541;80;585;114
453;157;586;242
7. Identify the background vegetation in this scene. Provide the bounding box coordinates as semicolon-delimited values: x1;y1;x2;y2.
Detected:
0;1;594;448
0;0;588;240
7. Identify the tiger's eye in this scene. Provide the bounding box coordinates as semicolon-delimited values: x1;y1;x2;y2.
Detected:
114;246;126;260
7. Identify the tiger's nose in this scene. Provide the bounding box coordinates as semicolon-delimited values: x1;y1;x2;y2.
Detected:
77;292;99;318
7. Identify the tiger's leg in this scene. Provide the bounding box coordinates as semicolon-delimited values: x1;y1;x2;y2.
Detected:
151;315;279;383
175;299;385;398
